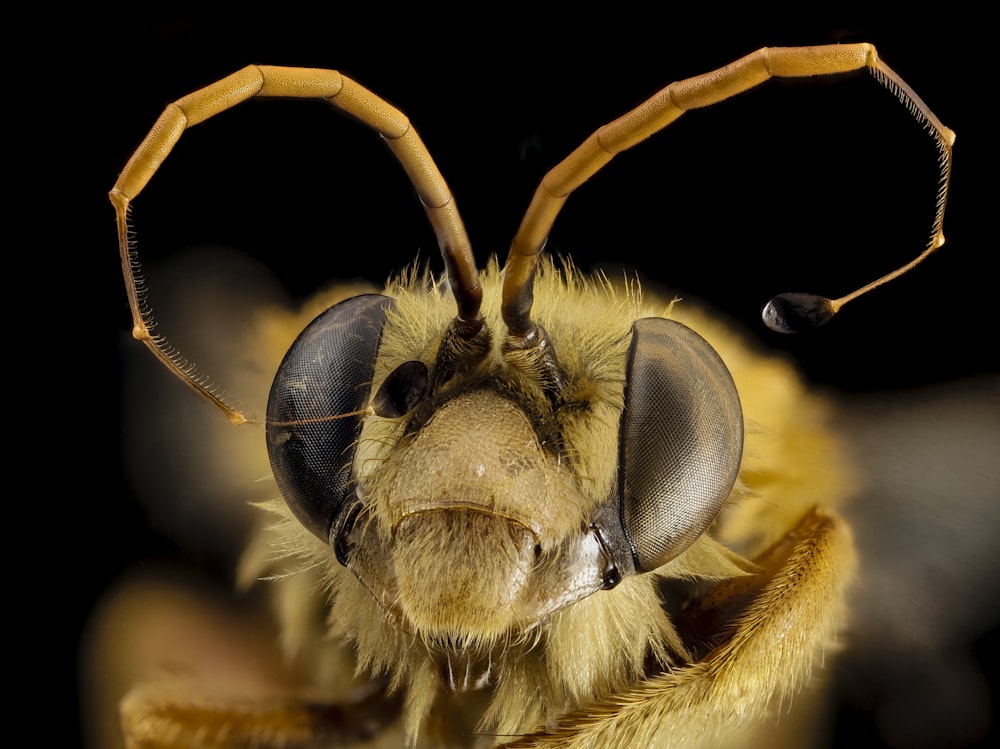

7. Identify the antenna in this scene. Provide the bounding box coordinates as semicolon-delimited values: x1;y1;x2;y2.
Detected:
762;59;955;333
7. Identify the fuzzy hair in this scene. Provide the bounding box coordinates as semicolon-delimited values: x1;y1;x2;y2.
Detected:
238;257;856;747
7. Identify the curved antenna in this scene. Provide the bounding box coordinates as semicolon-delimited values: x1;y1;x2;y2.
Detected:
503;43;955;341
111;65;483;424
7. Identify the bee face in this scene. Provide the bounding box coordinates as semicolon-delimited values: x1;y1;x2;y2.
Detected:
93;36;961;749
264;257;745;638
231;257;844;744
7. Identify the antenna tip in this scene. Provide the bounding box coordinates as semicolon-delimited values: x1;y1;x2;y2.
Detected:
762;293;837;333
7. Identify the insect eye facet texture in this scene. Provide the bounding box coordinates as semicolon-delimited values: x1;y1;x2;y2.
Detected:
86;34;989;749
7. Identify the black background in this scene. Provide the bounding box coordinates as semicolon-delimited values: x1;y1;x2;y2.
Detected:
60;12;994;748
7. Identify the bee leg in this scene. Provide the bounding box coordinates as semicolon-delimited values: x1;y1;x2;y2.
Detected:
82;574;403;749
119;683;401;749
507;507;855;748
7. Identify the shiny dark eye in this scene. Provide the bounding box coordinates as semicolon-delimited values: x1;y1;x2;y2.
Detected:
615;318;744;572
266;294;394;542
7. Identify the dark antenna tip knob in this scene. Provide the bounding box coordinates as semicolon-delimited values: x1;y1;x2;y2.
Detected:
762;293;837;334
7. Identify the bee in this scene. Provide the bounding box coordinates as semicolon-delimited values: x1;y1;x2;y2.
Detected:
92;44;954;748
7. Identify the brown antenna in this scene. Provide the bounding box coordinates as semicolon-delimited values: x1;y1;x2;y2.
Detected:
502;44;955;341
111;65;483;424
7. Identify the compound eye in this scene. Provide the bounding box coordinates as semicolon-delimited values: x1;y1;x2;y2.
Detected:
266;294;393;541
618;318;743;571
